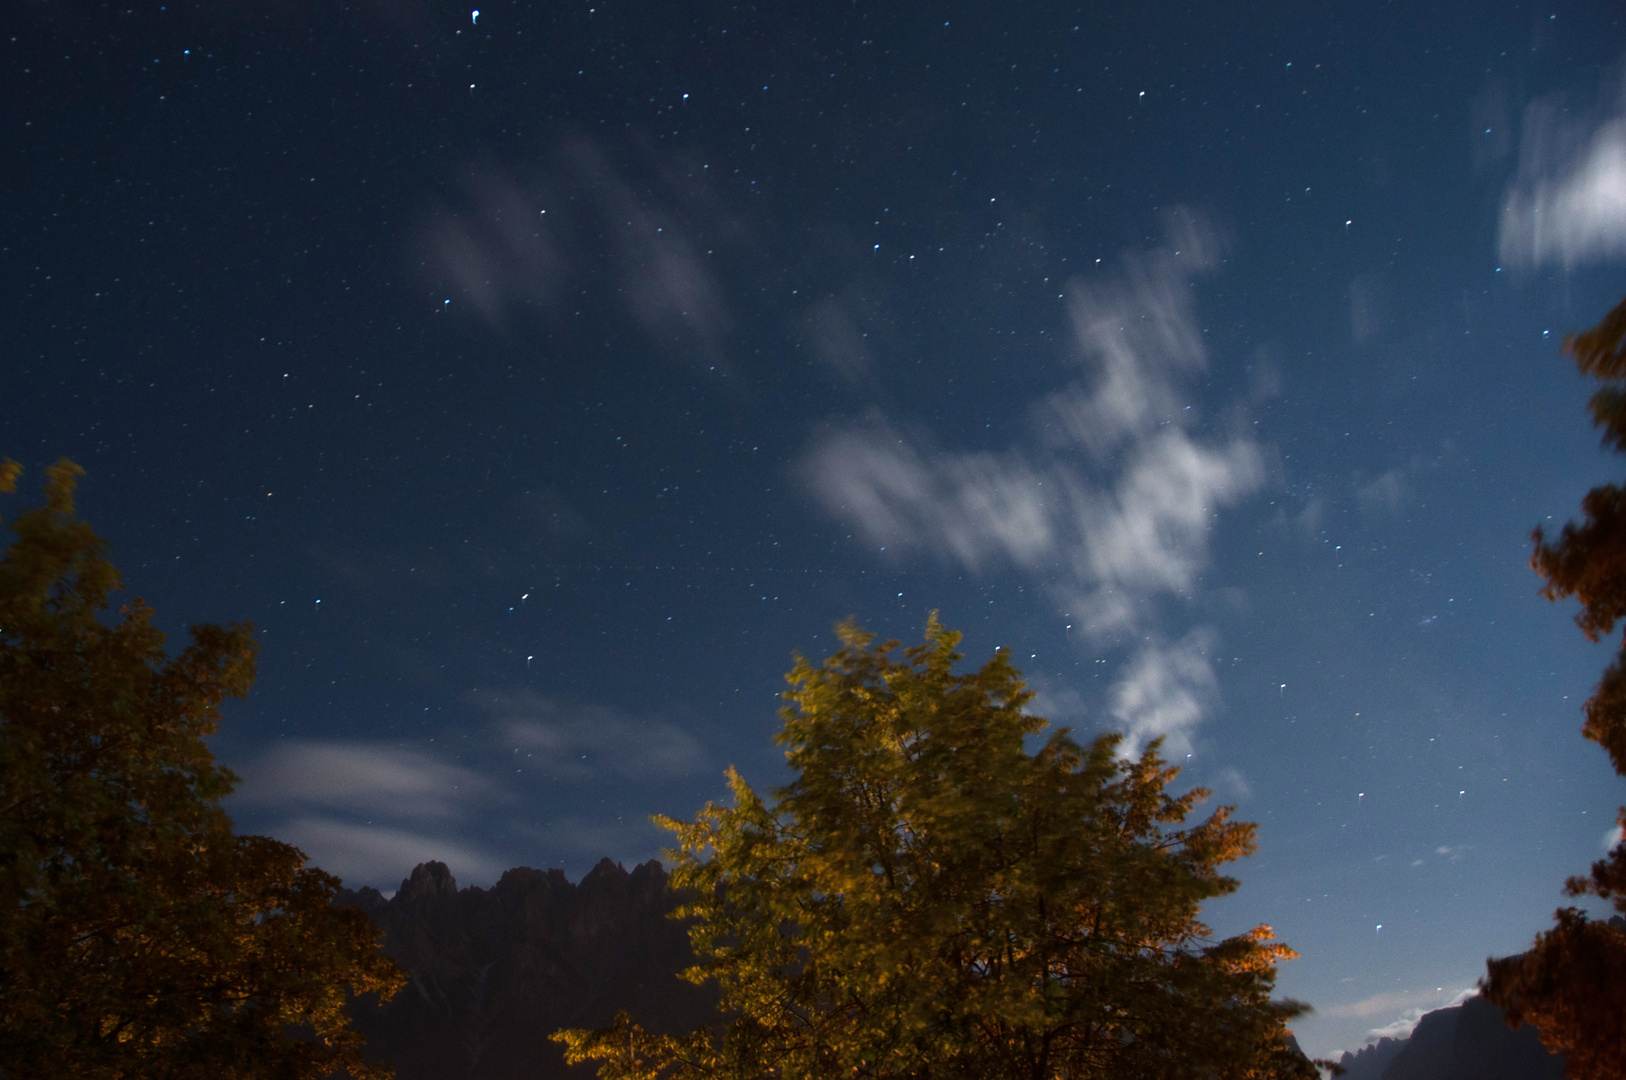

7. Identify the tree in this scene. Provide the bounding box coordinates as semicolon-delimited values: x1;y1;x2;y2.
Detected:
0;459;403;1079
1480;297;1626;1079
556;617;1319;1080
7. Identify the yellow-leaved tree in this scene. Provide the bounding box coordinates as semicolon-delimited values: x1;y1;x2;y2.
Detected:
556;617;1320;1080
0;459;403;1079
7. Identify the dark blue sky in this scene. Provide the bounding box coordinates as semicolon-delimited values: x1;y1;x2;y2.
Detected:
7;0;1626;1057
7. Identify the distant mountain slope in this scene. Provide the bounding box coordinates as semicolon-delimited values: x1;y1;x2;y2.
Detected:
1332;1033;1407;1080
336;859;713;1080
1333;994;1563;1080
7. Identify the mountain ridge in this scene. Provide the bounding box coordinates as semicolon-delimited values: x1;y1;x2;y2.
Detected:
1332;993;1563;1080
337;860;1568;1080
336;858;714;1080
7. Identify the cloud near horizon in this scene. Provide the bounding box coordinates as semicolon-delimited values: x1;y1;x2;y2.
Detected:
801;211;1263;755
230;740;512;889
1323;986;1480;1052
234;740;499;820
276;816;510;893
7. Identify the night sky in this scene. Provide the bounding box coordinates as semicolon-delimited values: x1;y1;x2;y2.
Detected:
8;0;1626;1058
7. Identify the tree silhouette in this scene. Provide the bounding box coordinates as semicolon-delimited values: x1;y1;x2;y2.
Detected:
0;459;403;1079
1482;297;1626;1079
557;616;1319;1080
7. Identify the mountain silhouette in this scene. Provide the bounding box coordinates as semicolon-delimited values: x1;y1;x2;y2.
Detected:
338;860;1568;1080
1333;994;1563;1080
336;859;713;1080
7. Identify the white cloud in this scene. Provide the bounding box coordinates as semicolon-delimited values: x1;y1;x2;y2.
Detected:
801;424;1057;573
277;816;510;891
1060;431;1262;634
801;214;1258;758
1323;986;1478;1050
803;215;1261;635
1499;86;1626;268
1037;246;1212;457
488;690;709;779
1109;630;1219;760
1362;1008;1429;1044
234;741;497;820
1603;823;1623;853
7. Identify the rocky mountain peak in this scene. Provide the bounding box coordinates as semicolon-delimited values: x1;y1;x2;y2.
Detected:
336;860;714;1080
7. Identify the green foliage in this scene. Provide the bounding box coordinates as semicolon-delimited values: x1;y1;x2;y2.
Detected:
0;459;403;1079
557;616;1318;1080
1481;296;1626;1079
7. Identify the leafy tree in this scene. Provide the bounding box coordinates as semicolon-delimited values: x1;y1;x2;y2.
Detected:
0;459;403;1079
1482;297;1626;1079
557;617;1318;1080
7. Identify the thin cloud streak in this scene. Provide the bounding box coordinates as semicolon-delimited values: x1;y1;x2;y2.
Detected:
488;690;710;779
1324;987;1479;1051
416;137;738;362
233;741;498;820
278;816;510;891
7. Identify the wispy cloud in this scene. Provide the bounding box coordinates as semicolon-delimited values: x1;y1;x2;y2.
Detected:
801;211;1262;754
228;691;704;889
1499;85;1626;269
419;165;570;326
1109;630;1219;760
802;423;1057;573
1052;431;1262;635
802;294;876;384
1324;988;1437;1022
486;690;710;779
564;139;731;359
230;740;512;889
234;741;498;820
277;816;510;892
1213;765;1254;801
1326;986;1479;1049
1358;469;1406;515
416;138;739;362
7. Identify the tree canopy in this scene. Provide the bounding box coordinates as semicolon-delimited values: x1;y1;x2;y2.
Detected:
1480;296;1626;1080
0;459;403;1079
557;616;1318;1080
